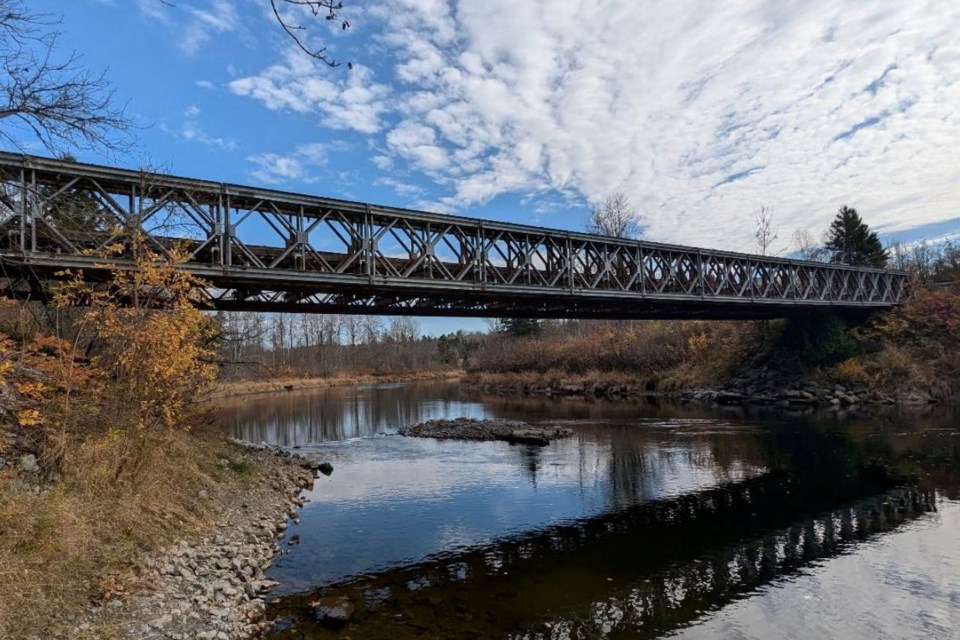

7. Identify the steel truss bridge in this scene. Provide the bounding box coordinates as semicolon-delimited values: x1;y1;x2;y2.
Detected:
0;153;909;319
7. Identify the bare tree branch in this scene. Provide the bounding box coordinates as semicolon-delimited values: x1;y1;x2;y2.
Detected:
0;0;129;153
269;0;350;68
587;193;645;239
792;228;828;262
753;203;778;256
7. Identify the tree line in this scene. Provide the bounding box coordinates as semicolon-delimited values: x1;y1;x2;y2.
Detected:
215;311;483;380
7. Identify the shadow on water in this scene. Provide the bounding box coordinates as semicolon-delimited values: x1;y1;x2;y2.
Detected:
215;383;960;640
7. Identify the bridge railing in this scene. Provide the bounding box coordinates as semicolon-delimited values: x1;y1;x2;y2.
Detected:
0;152;909;316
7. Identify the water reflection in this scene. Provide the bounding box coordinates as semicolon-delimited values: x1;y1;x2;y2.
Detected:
219;383;492;445
268;483;936;640
263;425;767;591
214;384;960;640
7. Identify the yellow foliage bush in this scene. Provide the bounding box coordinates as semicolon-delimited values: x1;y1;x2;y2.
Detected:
0;239;227;638
832;358;870;384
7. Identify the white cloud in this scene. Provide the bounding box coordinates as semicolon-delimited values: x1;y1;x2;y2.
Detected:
247;142;336;184
229;53;390;135
180;0;238;55
138;0;238;55
233;1;960;251
374;176;426;198
136;0;169;22
179;105;237;150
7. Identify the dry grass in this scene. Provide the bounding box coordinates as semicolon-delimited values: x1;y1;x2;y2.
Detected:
469;321;761;392
209;369;463;400
825;283;960;400
0;428;242;639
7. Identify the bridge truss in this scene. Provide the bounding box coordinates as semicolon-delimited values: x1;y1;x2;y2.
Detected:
0;153;908;318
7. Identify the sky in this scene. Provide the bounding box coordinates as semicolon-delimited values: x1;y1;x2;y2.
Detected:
23;1;960;332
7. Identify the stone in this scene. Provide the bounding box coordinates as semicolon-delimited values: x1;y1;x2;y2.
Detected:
309;596;356;626
19;454;39;474
317;462;334;476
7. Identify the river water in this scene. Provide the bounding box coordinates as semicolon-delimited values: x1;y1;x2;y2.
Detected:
217;382;960;640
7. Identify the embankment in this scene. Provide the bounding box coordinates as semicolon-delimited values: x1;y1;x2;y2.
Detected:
210;369;463;400
465;283;960;409
2;434;327;640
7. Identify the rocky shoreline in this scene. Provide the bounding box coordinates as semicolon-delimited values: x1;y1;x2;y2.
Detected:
400;418;573;445
682;365;939;410
65;439;326;640
464;371;940;410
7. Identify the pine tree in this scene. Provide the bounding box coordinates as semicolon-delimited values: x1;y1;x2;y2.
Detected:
824;206;888;268
497;318;543;337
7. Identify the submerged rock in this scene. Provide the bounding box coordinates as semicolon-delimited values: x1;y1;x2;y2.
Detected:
399;418;572;445
306;460;334;475
309;595;356;626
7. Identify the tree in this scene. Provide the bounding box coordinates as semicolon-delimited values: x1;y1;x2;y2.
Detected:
497;317;542;338
824;206;888;268
269;1;351;67
791;228;828;262
587;193;644;239
753;204;778;255
0;1;128;152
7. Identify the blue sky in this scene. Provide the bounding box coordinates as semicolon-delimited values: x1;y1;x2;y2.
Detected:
21;1;960;333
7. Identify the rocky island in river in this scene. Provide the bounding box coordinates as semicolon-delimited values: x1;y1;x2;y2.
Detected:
399;417;573;445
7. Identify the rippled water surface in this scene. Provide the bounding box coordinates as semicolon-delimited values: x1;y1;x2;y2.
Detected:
217;383;960;639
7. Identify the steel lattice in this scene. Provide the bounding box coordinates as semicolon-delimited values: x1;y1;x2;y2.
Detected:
0;153;909;319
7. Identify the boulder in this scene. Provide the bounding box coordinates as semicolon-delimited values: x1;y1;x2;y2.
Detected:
19;454;38;474
506;430;550;446
309;596;356;627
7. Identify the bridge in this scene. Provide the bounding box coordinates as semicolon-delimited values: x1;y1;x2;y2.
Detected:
0;153;909;319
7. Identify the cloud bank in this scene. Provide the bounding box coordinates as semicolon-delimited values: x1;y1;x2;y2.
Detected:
228;0;960;252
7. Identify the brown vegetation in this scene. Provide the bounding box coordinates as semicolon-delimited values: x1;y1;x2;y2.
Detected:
468;263;960;402
831;282;960;399
0;247;252;639
216;312;471;382
211;369;463;400
466;320;764;393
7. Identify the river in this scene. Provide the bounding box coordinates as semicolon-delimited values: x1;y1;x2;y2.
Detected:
217;382;960;640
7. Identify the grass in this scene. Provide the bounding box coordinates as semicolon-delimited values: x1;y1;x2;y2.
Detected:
228;458;257;476
0;427;246;640
210;368;463;400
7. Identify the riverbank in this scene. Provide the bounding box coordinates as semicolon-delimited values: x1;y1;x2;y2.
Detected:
210;370;463;400
466;283;960;409
1;433;324;640
462;369;940;409
86;440;320;640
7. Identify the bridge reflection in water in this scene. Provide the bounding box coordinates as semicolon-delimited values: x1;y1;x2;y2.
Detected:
265;467;934;639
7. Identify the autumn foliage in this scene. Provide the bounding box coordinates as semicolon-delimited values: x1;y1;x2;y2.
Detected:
0;243;221;638
470;320;761;391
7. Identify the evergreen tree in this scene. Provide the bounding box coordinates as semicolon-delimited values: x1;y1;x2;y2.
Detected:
824;206;888;267
497;318;543;337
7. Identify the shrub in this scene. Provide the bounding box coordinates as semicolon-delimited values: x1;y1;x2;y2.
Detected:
779;313;856;367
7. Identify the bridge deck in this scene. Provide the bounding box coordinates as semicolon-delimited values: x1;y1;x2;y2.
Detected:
0;153;908;318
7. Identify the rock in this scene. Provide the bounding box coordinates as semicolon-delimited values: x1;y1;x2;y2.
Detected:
309;596;356;626
317;462;334;476
715;391;745;405
19;454;39;474
198;489;209;500
505;430;550;446
399;418;572;443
